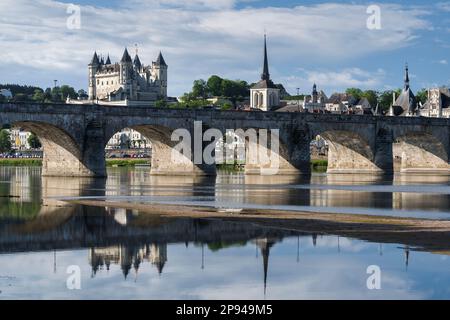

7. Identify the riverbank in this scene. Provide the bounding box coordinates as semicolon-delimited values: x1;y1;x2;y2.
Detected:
0;158;330;170
66;199;450;253
0;158;151;167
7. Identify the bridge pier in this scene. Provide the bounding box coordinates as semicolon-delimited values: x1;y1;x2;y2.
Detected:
322;131;385;174
150;140;216;176
395;134;450;174
245;127;311;175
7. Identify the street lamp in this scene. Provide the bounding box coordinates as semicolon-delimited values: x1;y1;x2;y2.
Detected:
297;87;301;112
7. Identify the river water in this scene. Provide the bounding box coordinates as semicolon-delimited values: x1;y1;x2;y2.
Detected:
0;166;450;299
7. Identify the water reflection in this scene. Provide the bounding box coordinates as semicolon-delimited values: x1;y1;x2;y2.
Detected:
1;167;450;221
0;167;450;299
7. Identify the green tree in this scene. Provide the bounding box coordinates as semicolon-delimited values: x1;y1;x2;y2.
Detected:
12;93;29;102
377;89;402;113
27;133;42;149
77;89;88;99
345;88;363;100
0;130;12;153
155;99;168;108
416;89;428;105
361;90;378;108
192;79;208;99
207;75;223;97
60;85;78;100
221;103;233;110
32;89;45;102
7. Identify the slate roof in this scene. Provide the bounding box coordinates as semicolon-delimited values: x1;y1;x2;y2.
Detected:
120;48;132;63
155;52;167;67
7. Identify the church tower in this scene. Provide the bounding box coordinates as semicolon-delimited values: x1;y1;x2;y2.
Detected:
250;35;280;111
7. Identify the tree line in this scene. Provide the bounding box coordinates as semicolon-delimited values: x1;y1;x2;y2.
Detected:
0;83;87;103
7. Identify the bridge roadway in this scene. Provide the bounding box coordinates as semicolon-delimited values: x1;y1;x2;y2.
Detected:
0;103;449;177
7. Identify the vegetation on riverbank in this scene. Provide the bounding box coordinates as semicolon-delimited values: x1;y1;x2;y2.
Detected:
0;158;151;167
311;159;328;173
0;158;328;171
217;163;245;172
106;159;150;167
0;159;42;166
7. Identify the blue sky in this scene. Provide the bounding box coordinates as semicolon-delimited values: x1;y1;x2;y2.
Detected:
1;0;449;97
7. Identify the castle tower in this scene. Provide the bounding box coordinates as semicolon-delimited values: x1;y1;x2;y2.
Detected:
153;52;168;98
119;48;133;98
149;243;167;274
88;52;100;100
250;35;280;111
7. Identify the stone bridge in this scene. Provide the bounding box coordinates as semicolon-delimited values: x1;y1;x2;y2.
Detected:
0;103;449;177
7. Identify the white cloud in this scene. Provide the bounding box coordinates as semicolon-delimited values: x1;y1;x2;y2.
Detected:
0;1;432;95
281;68;387;95
439;59;448;65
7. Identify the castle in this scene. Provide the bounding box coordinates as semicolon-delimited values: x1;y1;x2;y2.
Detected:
87;48;168;106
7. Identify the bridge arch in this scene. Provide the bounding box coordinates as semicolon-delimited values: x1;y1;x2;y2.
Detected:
8;121;97;177
105;123;216;176
393;131;450;173
309;126;383;174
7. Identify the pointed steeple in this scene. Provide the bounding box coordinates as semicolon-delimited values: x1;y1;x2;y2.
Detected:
134;54;141;69
404;63;410;91
256;238;274;297
120;48;132;63
90;52;100;65
261;34;270;81
155;51;167;67
106;54;111;65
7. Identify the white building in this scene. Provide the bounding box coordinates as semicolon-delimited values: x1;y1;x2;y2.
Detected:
303;84;328;113
106;128;151;150
250;35;280;111
10;129;31;150
420;87;450;118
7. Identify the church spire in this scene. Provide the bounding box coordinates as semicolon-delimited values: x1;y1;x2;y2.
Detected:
404;63;410;91
261;34;270;81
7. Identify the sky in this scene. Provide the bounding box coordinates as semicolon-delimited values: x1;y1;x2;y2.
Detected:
0;0;449;97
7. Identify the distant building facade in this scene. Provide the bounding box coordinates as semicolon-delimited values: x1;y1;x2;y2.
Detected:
250;35;280;111
106;128;151;150
420;87;450;118
303;84;328;113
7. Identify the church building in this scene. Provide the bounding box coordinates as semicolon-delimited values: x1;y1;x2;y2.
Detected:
390;64;418;117
250;35;280;111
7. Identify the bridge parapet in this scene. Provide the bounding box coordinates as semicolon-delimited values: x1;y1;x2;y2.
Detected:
0;103;448;177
